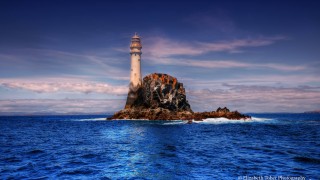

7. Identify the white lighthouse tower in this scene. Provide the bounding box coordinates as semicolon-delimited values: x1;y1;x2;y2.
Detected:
125;33;143;108
129;33;142;88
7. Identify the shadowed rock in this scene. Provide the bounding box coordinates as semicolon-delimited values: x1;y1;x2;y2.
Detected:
124;73;192;112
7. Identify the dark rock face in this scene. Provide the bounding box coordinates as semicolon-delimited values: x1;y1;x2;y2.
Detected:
216;107;230;113
124;73;192;112
109;73;250;120
124;83;144;109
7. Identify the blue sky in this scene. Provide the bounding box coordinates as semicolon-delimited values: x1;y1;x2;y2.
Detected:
0;0;320;114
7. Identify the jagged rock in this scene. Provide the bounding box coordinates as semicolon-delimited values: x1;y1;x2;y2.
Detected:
124;73;192;112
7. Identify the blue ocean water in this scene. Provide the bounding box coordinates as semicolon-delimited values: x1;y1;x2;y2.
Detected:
0;114;319;179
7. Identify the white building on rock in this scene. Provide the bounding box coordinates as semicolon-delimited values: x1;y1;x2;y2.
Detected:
125;33;143;109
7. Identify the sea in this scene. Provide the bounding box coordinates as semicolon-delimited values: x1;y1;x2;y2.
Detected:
0;113;319;179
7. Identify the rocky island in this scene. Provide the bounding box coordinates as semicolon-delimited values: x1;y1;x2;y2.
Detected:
107;34;250;121
108;73;250;121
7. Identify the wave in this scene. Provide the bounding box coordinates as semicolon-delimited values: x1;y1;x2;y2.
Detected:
193;118;247;124
71;117;273;124
72;118;106;121
193;117;273;124
162;120;185;125
162;117;273;125
251;117;273;121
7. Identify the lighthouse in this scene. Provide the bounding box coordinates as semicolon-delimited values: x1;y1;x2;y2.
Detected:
125;33;143;109
129;33;142;88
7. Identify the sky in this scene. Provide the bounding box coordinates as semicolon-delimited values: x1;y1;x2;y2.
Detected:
0;0;320;114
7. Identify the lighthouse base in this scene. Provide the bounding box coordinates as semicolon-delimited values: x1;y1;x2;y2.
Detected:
125;86;144;109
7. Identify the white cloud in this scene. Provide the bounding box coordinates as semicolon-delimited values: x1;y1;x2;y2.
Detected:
143;36;286;58
0;78;128;95
0;48;130;81
199;36;286;53
181;74;320;89
149;58;306;71
0;99;125;115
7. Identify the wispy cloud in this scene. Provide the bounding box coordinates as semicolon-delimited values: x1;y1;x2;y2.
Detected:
0;78;128;95
148;58;306;71
0;99;125;115
0;48;130;81
138;36;306;71
143;36;287;57
198;36;286;53
182;74;320;88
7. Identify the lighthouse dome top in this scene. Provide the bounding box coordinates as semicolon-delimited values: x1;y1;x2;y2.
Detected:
132;32;140;39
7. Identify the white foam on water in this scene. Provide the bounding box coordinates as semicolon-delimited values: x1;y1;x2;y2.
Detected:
71;117;274;123
162;120;185;125
193;117;273;124
72;118;106;121
251;117;273;121
193;117;246;124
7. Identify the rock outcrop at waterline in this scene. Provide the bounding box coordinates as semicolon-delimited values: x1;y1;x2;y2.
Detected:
108;73;250;120
110;106;250;120
192;107;250;120
110;107;193;120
